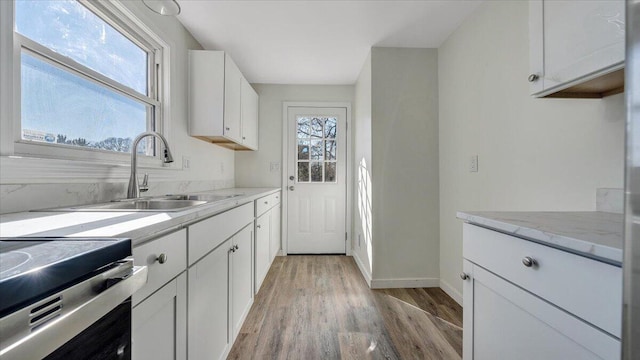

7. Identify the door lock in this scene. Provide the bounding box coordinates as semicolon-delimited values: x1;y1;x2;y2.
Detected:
289;176;295;181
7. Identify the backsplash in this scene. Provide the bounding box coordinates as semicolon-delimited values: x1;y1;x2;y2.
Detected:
596;188;624;214
0;179;235;215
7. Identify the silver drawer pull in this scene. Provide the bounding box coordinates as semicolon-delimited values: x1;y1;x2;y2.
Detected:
156;253;168;264
522;256;537;267
460;272;469;280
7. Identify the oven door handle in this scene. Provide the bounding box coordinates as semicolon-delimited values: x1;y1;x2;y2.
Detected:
0;262;148;360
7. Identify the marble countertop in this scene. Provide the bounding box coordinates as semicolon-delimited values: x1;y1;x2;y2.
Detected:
0;188;280;246
457;211;624;266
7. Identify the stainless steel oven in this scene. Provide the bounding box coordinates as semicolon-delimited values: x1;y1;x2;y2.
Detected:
0;237;147;360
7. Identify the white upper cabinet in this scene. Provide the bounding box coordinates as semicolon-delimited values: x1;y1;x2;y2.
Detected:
529;0;625;98
188;50;259;150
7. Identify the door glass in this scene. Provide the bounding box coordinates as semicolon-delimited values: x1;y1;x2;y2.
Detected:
295;116;338;183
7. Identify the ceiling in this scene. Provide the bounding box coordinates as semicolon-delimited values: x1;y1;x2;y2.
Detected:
177;1;483;85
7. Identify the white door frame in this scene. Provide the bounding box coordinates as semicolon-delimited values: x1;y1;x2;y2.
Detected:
281;101;352;256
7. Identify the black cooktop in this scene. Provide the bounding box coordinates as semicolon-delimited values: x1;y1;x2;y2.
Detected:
0;237;131;317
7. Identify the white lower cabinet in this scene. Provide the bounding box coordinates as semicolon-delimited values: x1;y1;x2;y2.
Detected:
462;224;621;360
231;225;254;339
188;216;255;360
133;272;187;360
269;204;281;262
188;238;231;360
255;213;271;293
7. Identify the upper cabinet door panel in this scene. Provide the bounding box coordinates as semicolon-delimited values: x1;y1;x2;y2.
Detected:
529;0;625;97
224;54;242;142
241;78;259;150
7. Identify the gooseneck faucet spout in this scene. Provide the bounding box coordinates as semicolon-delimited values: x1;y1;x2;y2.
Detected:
127;131;174;199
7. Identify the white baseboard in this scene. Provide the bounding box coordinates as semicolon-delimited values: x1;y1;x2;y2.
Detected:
370;278;440;289
440;278;463;306
351;252;372;287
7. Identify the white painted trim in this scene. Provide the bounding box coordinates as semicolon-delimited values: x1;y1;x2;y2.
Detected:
281;101;353;256
352;252;372;288
370;278;440;289
440;278;463;306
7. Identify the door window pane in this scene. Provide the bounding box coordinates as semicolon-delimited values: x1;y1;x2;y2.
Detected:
297;140;309;160
21;52;148;153
325;140;336;160
310;162;323;182
325;163;336;182
15;0;148;95
298;162;309;182
324;118;336;138
297;117;311;138
310;118;323;138
310;140;323;160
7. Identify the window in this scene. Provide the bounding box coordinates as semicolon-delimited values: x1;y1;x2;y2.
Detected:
14;0;163;157
296;116;337;183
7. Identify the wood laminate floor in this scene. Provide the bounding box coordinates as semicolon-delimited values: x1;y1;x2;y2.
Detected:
228;255;462;360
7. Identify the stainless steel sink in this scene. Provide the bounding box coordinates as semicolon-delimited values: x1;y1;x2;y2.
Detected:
42;199;208;212
164;194;243;202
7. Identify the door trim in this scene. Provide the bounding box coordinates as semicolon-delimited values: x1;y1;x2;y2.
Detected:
281;101;352;256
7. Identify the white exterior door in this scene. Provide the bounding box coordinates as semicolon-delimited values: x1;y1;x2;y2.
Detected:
286;107;347;254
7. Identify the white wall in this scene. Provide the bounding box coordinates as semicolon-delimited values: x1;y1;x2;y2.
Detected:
235;84;354;188
370;48;440;286
0;1;235;213
438;0;625;302
352;53;373;283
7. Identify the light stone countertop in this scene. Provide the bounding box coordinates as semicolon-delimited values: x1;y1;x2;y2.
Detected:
0;188;280;246
457;211;624;266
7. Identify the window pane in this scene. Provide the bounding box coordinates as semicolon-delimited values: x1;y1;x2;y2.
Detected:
310;118;323;138
324;117;336;138
310;140;323;160
310;162;323;182
325;140;336;160
298;162;309;182
297;140;309;160
21;52;148;153
325;162;336;182
15;0;148;95
297;116;310;138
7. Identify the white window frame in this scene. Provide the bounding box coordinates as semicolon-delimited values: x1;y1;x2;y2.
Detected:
0;0;173;182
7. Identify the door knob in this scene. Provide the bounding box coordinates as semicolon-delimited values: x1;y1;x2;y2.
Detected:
289;176;295;180
289;186;295;191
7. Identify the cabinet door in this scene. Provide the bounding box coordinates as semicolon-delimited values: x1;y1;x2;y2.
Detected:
529;0;625;96
231;224;254;339
224;54;242;142
188;240;231;360
464;263;619;360
269;205;281;261
240;78;258;150
133;272;187;360
255;213;270;293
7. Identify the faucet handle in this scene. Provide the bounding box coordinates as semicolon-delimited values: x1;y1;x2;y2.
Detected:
139;173;149;193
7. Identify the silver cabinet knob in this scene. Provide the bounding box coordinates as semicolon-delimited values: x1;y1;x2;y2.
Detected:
156;253;168;264
522;256;537;267
460;272;469;280
257;224;261;228
528;74;539;82
242;136;246;140
234;244;239;251
229;246;235;253
289;186;295;191
225;127;230;131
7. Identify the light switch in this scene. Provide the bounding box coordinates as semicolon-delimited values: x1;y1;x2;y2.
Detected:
470;155;478;173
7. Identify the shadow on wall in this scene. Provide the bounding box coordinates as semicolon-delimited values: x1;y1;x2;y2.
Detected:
358;157;373;271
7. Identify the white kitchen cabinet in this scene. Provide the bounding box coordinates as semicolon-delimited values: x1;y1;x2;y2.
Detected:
529;0;625;98
188;238;232;360
188;50;259;150
254;192;281;293
462;224;621;360
240;78;258;149
133;272;187;360
231;224;254;339
255;213;271;293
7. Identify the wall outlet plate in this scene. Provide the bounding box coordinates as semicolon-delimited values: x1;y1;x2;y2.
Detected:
182;156;191;170
470;155;478;173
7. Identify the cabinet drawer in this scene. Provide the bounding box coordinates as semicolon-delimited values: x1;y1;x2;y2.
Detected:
188;202;254;265
463;223;622;337
256;191;280;217
133;229;187;306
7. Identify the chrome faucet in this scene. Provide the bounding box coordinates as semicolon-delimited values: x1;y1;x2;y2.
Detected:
127;131;174;199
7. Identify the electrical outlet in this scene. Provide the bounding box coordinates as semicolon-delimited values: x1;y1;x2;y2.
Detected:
470;155;479;173
182;156;191;170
